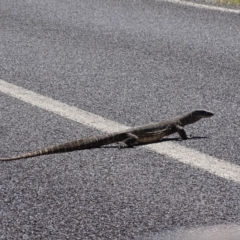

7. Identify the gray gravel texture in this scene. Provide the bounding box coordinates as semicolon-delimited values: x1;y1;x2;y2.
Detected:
0;0;240;239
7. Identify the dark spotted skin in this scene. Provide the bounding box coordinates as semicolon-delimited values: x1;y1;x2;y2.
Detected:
0;110;213;161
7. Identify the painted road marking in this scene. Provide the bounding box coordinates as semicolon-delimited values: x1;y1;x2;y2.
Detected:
159;0;240;14
1;79;240;183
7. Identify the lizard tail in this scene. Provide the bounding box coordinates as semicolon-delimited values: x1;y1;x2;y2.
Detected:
0;133;126;161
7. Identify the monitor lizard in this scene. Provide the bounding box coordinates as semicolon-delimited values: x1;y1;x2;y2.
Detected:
0;110;213;161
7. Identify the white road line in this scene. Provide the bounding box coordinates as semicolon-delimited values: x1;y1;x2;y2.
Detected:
0;79;128;133
1;79;240;183
159;0;240;14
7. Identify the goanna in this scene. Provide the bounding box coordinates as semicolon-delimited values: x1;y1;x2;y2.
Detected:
0;110;214;161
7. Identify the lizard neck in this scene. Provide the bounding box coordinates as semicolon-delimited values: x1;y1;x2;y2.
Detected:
179;113;201;126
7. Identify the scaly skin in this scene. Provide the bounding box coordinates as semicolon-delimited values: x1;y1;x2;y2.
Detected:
0;110;214;161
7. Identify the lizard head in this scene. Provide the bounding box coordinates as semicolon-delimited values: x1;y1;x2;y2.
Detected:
192;110;214;118
180;110;214;126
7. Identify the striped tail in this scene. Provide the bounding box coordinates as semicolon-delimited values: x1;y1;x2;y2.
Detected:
0;132;127;161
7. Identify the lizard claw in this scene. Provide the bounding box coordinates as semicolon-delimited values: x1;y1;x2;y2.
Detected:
117;142;128;149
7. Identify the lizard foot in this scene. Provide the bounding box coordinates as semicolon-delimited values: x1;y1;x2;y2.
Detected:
117;142;128;149
188;134;193;139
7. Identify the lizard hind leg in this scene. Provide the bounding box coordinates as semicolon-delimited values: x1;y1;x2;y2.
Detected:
117;133;139;149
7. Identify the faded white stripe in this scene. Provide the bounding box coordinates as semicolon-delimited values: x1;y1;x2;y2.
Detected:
159;0;240;14
148;143;240;183
0;79;128;133
1;79;240;183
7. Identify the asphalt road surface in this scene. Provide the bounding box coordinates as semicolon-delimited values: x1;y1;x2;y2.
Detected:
0;0;240;239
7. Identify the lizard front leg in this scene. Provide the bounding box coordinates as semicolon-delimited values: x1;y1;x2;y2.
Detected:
175;125;192;140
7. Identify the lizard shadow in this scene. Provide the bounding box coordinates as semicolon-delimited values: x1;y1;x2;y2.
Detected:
101;136;208;149
158;136;208;142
